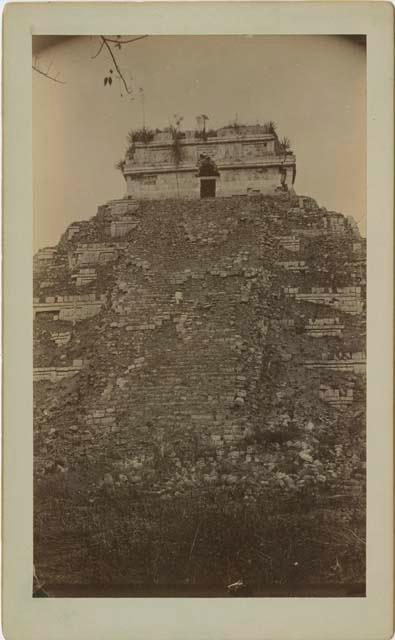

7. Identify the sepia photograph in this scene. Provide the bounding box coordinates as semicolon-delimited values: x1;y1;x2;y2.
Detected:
3;1;394;638
31;34;368;598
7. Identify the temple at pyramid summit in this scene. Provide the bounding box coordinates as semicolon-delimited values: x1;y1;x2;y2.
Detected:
118;122;297;200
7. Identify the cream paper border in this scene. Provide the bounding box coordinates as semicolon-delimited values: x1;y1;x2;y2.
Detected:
2;3;394;639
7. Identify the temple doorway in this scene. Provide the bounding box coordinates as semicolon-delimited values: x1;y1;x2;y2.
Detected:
197;154;220;199
200;178;216;198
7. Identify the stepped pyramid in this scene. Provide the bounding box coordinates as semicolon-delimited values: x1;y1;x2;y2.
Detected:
33;193;366;590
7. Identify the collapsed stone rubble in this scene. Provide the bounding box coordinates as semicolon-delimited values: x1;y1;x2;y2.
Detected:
33;192;366;586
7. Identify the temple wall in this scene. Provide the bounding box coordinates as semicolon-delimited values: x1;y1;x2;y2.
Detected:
131;137;277;167
125;165;288;199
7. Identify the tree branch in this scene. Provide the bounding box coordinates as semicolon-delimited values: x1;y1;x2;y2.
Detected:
100;36;131;94
33;35;148;93
32;65;65;84
103;36;148;45
91;40;105;59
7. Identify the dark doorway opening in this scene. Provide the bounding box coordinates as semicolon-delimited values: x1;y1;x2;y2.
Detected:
197;155;220;199
200;179;216;198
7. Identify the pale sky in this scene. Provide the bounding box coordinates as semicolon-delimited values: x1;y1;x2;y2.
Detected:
33;35;366;250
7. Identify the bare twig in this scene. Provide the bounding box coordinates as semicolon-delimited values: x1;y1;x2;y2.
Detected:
33;35;148;94
103;36;148;45
91;40;105;59
32;65;65;84
100;36;131;94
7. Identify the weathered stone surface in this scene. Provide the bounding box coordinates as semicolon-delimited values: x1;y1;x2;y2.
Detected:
33;193;366;587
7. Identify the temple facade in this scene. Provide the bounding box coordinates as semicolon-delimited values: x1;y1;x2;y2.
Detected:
121;125;296;200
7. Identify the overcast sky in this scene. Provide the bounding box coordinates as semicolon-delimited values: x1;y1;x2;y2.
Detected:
33;35;366;250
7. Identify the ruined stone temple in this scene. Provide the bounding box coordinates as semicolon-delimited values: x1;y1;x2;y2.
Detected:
33;125;366;589
120;124;296;200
